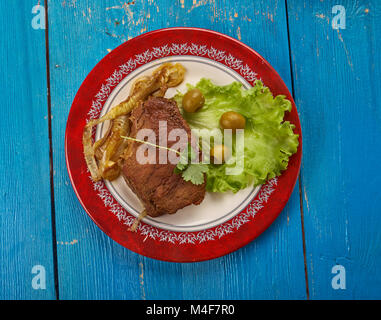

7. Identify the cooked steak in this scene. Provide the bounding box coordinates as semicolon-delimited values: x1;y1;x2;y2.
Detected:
122;97;206;217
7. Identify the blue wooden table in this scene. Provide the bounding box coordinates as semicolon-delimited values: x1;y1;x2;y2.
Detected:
1;0;380;300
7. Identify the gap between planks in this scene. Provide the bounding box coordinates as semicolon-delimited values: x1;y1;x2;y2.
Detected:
284;0;310;300
44;0;60;301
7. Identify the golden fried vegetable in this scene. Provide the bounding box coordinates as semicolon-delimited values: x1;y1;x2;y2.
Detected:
83;62;186;181
83;125;102;181
99;115;130;181
93;125;112;160
88;63;185;129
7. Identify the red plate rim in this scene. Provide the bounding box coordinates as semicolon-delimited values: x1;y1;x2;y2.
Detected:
65;27;302;262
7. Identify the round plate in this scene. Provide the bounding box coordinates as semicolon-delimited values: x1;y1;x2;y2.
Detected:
65;27;302;262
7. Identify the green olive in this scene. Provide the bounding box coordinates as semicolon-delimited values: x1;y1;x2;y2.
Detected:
219;111;246;131
210;144;231;164
182;88;205;113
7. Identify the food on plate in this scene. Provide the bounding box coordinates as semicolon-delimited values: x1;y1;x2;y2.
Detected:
82;62;299;227
94;114;130;181
219;111;246;131
182;88;205;113
174;78;299;193
83;62;186;182
173;144;209;186
122;97;206;218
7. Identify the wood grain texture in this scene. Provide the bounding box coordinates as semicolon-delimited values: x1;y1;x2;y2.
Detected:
48;0;306;299
0;0;56;299
287;0;381;299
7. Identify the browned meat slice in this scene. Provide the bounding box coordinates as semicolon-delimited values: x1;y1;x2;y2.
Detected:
122;97;206;217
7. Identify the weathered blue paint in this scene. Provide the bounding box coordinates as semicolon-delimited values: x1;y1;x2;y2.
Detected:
0;0;56;300
287;0;381;299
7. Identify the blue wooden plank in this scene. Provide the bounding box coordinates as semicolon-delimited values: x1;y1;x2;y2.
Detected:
0;0;56;299
287;0;381;299
49;0;306;299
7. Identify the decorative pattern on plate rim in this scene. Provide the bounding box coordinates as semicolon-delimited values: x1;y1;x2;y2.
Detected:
86;42;273;244
87;42;258;120
93;178;277;244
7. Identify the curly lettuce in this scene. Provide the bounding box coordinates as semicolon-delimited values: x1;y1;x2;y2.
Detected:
173;78;299;193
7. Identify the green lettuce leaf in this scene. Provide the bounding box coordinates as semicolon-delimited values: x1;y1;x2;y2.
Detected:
173;78;299;193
